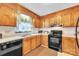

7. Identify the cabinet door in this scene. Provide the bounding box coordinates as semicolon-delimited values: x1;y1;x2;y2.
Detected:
62;14;71;27
75;38;79;56
62;37;76;55
41;35;48;47
32;17;41;28
49;17;55;26
36;35;41;47
55;15;62;25
44;19;50;27
31;36;37;50
23;37;31;55
73;12;79;26
0;5;16;26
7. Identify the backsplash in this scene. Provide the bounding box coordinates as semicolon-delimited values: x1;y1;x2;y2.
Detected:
39;27;79;35
0;26;16;33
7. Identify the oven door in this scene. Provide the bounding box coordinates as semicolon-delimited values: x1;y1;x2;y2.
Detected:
2;46;22;56
48;36;62;51
0;40;22;56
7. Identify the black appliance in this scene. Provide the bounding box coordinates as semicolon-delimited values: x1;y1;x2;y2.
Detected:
75;17;79;48
0;39;22;56
48;30;62;51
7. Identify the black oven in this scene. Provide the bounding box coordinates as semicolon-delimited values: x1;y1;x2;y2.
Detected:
48;30;62;51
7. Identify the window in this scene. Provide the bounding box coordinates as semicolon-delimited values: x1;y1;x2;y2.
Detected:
16;14;33;32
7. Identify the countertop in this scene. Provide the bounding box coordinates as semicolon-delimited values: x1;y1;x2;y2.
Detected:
0;27;79;44
0;32;48;44
0;32;78;44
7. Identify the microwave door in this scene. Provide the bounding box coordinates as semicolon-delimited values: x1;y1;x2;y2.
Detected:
75;17;79;48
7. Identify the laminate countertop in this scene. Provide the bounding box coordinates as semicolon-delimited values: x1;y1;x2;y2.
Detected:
0;33;48;44
0;32;78;44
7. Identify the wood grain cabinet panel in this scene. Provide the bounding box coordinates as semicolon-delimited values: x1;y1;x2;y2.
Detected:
0;4;16;26
0;4;41;27
76;45;79;56
34;18;41;28
31;36;37;50
49;17;55;26
36;35;41;47
61;14;71;27
23;35;41;55
55;15;62;25
73;12;79;26
41;35;48;47
23;37;31;55
42;18;50;28
62;37;76;55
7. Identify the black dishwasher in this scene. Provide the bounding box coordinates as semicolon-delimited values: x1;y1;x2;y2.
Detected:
0;39;22;56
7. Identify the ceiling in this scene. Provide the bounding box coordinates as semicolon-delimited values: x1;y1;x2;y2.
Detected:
20;3;79;16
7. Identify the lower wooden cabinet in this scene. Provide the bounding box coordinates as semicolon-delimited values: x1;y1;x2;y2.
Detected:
23;35;41;55
36;35;41;47
75;45;79;56
62;37;77;55
23;37;31;55
41;35;48;47
31;36;37;50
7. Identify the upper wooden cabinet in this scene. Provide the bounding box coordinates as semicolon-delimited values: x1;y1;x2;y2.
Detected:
44;19;50;27
49;17;55;26
72;11;79;26
62;37;77;55
0;4;16;26
41;5;79;27
33;17;41;28
61;14;72;27
0;4;41;28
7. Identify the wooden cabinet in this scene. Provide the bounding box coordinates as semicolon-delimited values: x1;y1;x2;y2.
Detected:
75;38;79;56
41;35;48;47
55;15;62;25
44;19;50;27
61;14;71;27
36;35;41;47
76;45;79;56
23;35;41;55
49;17;55;26
31;36;37;50
62;37;76;55
0;4;16;26
23;37;31;55
31;35;41;49
0;4;41;28
73;12;79;26
34;17;42;28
